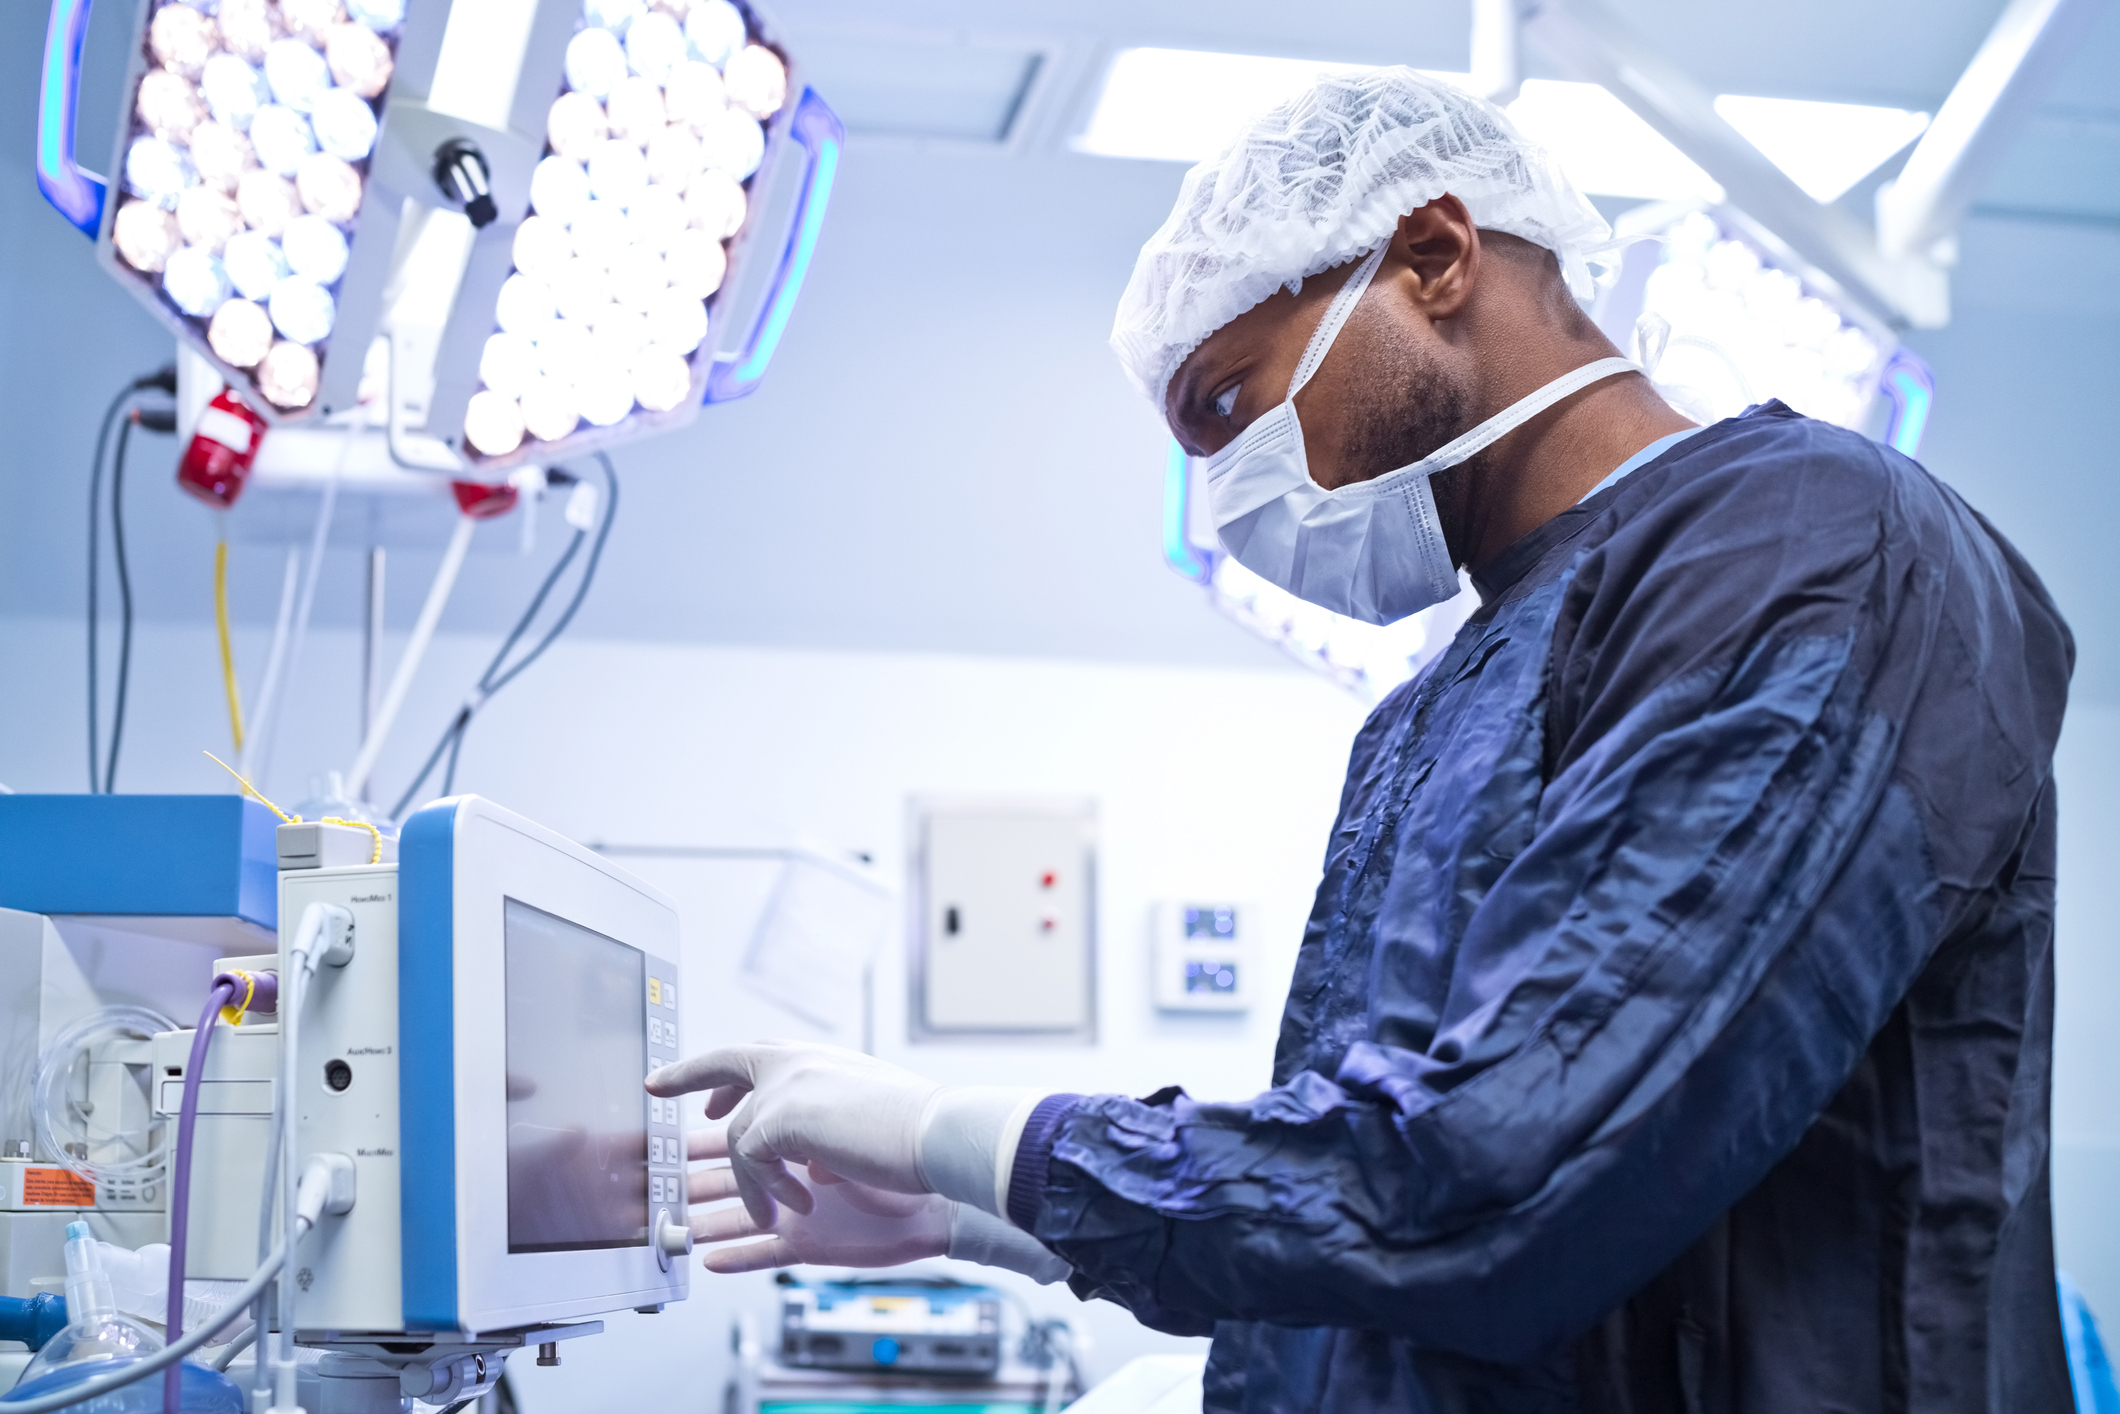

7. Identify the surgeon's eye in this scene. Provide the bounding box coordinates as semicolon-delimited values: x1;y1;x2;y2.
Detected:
1212;383;1241;419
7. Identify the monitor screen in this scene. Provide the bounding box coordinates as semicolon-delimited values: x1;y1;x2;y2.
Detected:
503;897;648;1254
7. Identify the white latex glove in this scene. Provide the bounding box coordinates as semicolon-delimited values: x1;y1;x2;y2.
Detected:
647;1041;1046;1229
688;1123;1071;1283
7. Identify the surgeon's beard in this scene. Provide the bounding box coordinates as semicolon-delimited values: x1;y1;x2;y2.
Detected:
1334;325;1485;568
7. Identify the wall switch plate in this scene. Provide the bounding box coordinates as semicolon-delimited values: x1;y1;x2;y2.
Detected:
1151;902;1251;1013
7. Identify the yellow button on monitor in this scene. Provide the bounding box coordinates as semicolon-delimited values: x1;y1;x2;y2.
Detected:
649;978;662;1005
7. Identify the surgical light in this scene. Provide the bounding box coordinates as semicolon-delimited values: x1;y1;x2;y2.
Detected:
1712;95;1931;205
47;0;837;456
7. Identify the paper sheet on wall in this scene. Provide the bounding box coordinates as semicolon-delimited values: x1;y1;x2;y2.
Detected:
739;851;893;1042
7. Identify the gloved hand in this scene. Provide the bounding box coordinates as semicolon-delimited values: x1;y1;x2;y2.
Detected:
647;1042;1046;1230
687;1122;1072;1283
689;1145;951;1272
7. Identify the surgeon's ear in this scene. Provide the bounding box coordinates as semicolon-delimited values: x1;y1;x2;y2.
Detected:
1391;197;1480;321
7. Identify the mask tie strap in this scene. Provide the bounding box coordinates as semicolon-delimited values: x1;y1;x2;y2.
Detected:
1403;356;1642;476
1287;243;1391;402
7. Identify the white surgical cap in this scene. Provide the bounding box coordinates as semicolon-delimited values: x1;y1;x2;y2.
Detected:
1110;67;1613;408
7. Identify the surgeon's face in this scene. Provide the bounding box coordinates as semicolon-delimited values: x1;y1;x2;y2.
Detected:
1163;198;1483;496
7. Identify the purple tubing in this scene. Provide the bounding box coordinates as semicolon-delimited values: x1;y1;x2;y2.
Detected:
165;978;240;1414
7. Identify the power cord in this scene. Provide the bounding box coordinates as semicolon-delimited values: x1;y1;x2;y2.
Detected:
86;367;175;793
388;454;618;820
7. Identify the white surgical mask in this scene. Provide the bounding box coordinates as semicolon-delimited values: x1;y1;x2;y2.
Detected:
1201;242;1639;625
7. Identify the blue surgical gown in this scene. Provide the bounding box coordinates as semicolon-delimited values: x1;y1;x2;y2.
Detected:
1004;404;2076;1411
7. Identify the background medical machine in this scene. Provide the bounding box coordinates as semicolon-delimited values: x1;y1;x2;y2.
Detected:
0;792;683;1412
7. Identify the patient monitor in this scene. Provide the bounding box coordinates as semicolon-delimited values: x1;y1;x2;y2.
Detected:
286;794;687;1335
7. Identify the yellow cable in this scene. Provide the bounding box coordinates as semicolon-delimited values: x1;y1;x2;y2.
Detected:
215;540;246;753
203;750;296;823
203;754;383;864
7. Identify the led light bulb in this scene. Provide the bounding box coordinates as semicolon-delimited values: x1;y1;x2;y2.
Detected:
176;185;242;253
281;0;347;42
264;38;331;112
250;104;316;175
529;155;592;223
346;0;405;32
190;121;256;193
520;375;581;442
269;277;336;342
576;366;635;427
605;75;666;145
722;45;785;120
644;125;702;188
283;212;350;283
696;106;763;180
644;287;707;354
463;390;526;456
295;151;363;222
564;199;625;267
217;0;278;62
323;25;392;99
587;138;649;208
535;319;594;383
150;4;218;80
627;183;687;251
209;298;275;367
631;348;692;412
590;304;650;365
664;61;725;129
550;257;615;325
310;89;377;162
200;53;268;131
479;331;539;398
684;0;745;69
224;230;291;299
565;27;628;101
495;273;558;334
113;200;181;273
683;168;744;238
236;169;299;236
511;215;572;279
626;12;685;84
608;246;668;308
663;227;726;299
546;91;608;161
136;69;207;144
258;339;321;408
163;246;233;318
585;0;646;32
125;136;194;209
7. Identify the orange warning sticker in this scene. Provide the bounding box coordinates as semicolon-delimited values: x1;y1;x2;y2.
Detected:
22;1167;95;1207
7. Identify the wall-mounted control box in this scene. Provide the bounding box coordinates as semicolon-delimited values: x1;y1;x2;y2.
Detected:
1151;902;1250;1013
910;799;1096;1044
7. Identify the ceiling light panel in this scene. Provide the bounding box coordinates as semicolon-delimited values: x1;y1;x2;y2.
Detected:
1713;94;1930;203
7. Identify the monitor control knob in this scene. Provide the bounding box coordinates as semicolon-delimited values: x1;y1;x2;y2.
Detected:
654;1206;692;1271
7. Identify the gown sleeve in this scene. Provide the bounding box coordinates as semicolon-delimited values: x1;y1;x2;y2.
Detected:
1012;416;2073;1361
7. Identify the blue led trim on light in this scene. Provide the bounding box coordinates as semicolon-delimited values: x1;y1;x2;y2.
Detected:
38;0;105;235
733;133;837;383
1162;439;1211;583
1880;349;1935;459
704;88;844;403
399;799;461;1331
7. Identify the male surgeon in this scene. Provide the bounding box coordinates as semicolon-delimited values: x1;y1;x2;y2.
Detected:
648;70;2075;1411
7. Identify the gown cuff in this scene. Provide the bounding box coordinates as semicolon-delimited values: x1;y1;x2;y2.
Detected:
1005;1093;1086;1232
